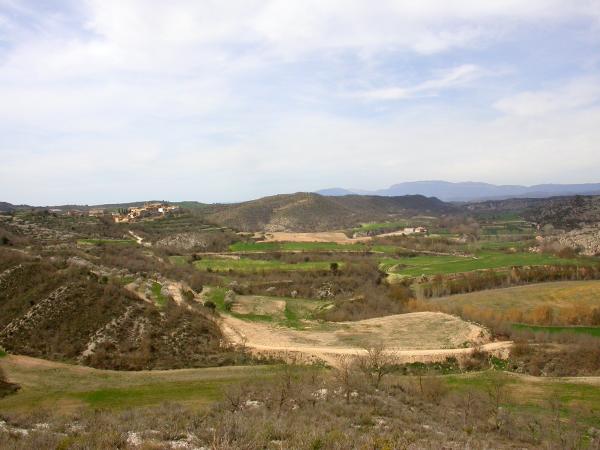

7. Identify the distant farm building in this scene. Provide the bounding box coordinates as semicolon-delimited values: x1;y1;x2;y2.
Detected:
88;208;107;217
113;203;179;223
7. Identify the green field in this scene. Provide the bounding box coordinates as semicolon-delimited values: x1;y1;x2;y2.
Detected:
512;324;600;337
352;221;409;233
229;241;367;252
0;355;281;412
2;354;600;429
150;281;168;307
381;250;583;277
194;258;340;272
445;372;600;426
205;287;326;328
169;255;189;266
77;238;136;246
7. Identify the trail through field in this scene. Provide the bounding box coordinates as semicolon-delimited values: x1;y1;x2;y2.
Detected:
220;311;511;366
128;230;150;247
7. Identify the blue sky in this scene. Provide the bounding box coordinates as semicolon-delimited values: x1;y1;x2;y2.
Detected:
1;0;600;205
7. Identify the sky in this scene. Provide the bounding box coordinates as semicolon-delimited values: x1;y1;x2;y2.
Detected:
1;0;600;205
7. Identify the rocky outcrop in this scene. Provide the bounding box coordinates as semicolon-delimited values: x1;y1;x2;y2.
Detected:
156;232;214;251
555;227;600;256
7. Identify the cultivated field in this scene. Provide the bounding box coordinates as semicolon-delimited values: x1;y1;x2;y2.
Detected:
194;258;340;272
259;231;369;243
426;280;600;313
419;280;600;327
381;250;582;277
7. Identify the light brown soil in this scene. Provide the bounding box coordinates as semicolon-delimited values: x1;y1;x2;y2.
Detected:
231;296;286;316
260;232;370;244
220;311;510;366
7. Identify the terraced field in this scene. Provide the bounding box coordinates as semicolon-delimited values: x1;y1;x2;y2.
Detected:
77;238;136;246
511;324;600;337
381;250;583;277
229;241;367;252
426;280;600;313
194;258;340;272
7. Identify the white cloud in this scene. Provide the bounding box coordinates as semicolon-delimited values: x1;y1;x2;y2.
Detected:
1;1;600;203
355;64;488;100
494;77;600;116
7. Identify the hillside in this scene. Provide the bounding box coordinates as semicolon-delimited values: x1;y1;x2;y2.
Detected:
0;251;228;370
466;195;600;228
204;192;453;231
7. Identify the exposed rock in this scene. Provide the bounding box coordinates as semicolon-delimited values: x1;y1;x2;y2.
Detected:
156;232;214;251
554;227;600;256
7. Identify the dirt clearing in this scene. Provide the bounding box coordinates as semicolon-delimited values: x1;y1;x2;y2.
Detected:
220;311;506;366
259;232;370;244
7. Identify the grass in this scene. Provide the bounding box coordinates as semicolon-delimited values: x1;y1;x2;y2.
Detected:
205;287;231;313
0;348;6;358
380;250;584;277
512;323;600;337
194;258;340;273
445;371;600;426
169;255;189;266
476;239;534;250
426;280;600;316
77;238;136;246
352;221;409;233
150;281;168;307
207;288;324;329
0;355;283;412
229;241;367;252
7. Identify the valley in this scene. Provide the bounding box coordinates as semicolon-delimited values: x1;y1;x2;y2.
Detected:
1;192;600;448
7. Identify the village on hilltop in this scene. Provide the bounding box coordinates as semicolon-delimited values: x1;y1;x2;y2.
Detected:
55;202;179;223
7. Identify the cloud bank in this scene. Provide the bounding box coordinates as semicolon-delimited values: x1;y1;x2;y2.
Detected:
1;0;599;204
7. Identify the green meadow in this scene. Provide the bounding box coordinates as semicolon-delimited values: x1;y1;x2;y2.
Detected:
194;258;340;272
381;250;583;277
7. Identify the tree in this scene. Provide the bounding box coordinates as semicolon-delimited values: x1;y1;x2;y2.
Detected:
335;355;357;404
357;344;395;389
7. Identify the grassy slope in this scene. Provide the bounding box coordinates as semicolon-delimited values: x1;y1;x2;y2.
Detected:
0;355;281;412
381;250;584;276
2;355;599;427
205;288;323;329
426;280;600;312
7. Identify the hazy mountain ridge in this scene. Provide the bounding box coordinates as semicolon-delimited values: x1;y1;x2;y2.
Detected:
318;181;600;202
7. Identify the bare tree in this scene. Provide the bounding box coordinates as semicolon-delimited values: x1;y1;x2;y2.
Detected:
485;371;509;430
357;343;396;389
335;355;357;404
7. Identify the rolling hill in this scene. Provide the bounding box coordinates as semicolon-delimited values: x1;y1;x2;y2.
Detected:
203;192;454;231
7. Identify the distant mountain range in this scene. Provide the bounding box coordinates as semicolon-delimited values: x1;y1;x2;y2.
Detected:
317;181;600;202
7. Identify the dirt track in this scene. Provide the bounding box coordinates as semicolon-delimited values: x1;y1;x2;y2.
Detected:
220;311;512;366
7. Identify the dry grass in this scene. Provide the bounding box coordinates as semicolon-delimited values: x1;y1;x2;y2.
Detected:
260;231;370;243
423;280;600;319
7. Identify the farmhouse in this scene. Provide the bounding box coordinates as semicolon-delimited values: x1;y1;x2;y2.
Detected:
88;208;107;217
113;202;178;223
402;226;428;234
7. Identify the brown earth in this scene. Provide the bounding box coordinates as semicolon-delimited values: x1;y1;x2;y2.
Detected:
219;311;510;366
